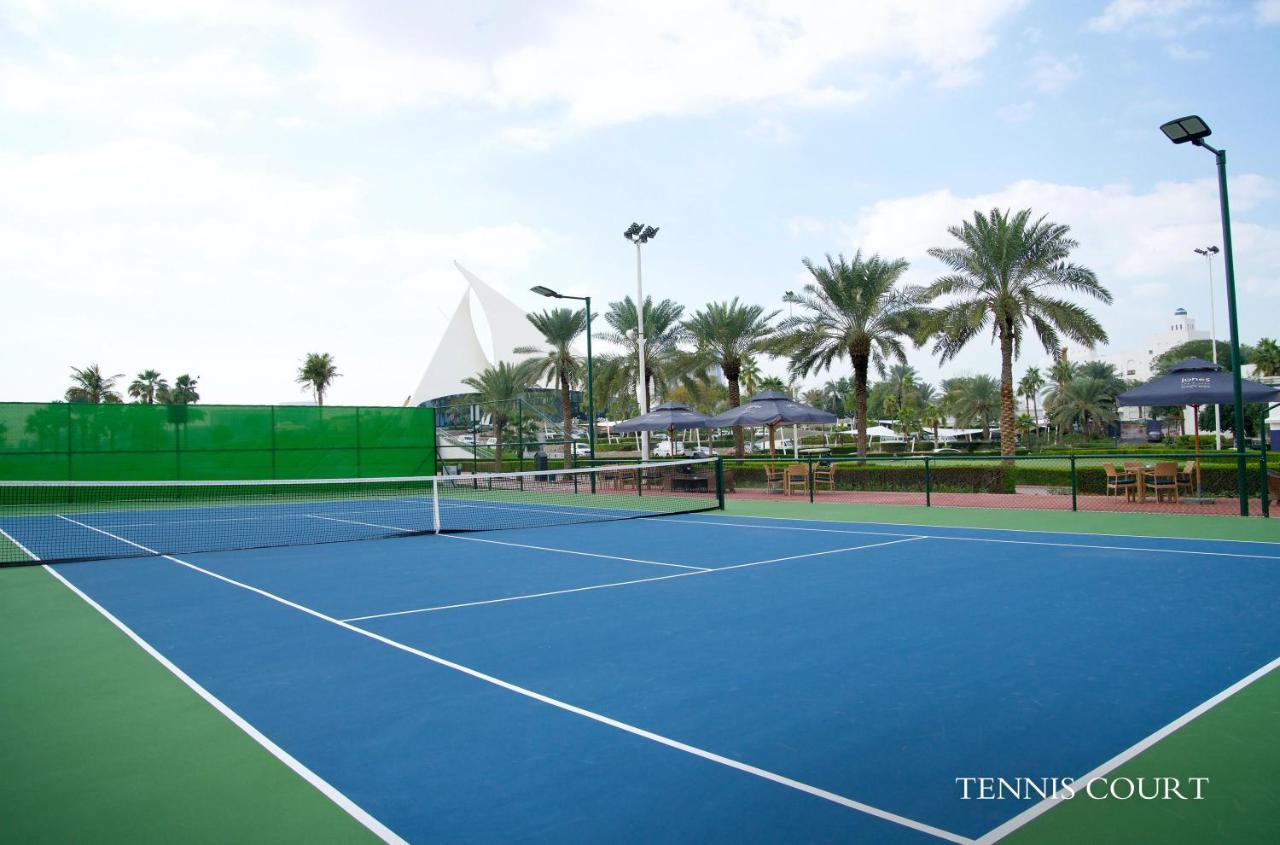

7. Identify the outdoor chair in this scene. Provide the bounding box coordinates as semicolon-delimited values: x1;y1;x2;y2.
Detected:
1144;461;1180;504
783;464;808;497
1268;470;1280;506
1177;461;1198;497
723;469;736;494
812;463;835;493
763;465;784;493
1103;463;1136;501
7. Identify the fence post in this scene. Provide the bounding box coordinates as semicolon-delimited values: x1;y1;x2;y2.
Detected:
716;457;725;510
807;457;815;503
270;405;277;480
924;457;931;507
1260;448;1269;519
355;407;362;478
1070;456;1078;512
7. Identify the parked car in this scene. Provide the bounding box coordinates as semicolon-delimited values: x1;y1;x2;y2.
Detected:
688;445;712;458
571;442;592;457
653;440;686;457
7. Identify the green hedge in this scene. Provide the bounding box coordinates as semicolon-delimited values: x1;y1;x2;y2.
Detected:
727;462;1014;494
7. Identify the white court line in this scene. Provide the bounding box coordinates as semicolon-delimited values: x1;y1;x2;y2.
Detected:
440;533;710;571
0;525;39;560
25;522;405;845
976;652;1280;844
344;537;925;622
687;509;1280;547
654;517;1280;561
51;516;966;844
306;513;709;571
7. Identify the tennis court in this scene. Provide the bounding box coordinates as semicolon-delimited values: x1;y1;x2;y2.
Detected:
2;460;1279;843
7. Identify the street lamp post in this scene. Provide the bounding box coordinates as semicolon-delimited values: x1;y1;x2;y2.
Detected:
1194;246;1222;449
623;222;659;460
530;285;595;467
1161;115;1248;515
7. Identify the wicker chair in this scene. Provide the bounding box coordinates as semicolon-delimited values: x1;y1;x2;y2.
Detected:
1144;461;1180;503
1103;463;1137;500
1177;461;1198;497
783;464;808;496
763;465;784;493
812;463;835;493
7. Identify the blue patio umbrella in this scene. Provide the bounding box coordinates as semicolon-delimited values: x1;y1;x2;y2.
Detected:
612;402;711;455
1117;358;1280;493
704;390;837;458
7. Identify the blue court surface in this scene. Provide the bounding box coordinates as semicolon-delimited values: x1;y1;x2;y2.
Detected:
15;510;1280;843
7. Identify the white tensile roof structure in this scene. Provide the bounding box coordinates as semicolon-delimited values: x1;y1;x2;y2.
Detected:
409;262;546;406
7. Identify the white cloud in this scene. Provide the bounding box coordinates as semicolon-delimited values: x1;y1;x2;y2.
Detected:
0;140;549;404
818;176;1280;379
3;0;1025;142
1257;0;1280;24
1165;43;1211;60
1087;0;1218;37
998;100;1037;123
1027;52;1082;94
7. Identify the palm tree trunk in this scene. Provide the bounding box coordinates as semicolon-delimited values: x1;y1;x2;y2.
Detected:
998;326;1016;458
560;371;573;467
724;360;743;457
852;350;869;460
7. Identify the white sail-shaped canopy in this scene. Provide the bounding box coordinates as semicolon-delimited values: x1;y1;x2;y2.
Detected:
409;289;492;405
409;263;549;406
454;261;544;363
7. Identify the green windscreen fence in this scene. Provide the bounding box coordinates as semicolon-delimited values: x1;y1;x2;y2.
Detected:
0;403;436;481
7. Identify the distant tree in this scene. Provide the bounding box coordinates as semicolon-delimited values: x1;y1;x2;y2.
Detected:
947;375;1001;440
517;307;589;463
755;375;789;394
1049;377;1117;437
296;353;340;406
772;251;924;458
1253;338;1280;377
1152;340;1253;375
684;298;778;456
920;208;1110;457
462;361;537;471
1017;367;1044;421
65;364;123;404
128;370;168;404
1077;361;1126;401
738;355;762;396
159;374;200;405
596;296;687;410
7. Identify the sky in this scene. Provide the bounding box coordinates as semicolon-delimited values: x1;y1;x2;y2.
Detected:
2;0;1279;406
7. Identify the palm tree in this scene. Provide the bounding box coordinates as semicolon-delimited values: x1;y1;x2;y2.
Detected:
738;356;762;396
1077;361;1125;400
162;374;200;405
1049;377;1117;437
948;375;1001;439
683;298;778;456
920;401;945;444
516;307;588;463
1018;366;1044;424
296;353;340;406
596;296;687;409
884;363;921;413
1043;358;1078;443
65;364;123;404
772;251;923;458
756;375;789;393
1252;337;1280;377
462;361;536;471
921;208;1111;457
128;370;168;404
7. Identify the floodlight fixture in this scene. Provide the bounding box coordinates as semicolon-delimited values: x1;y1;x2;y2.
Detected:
1160;115;1211;145
1192;246;1220;257
639;225;659;243
530;285;561;298
623;222;642;239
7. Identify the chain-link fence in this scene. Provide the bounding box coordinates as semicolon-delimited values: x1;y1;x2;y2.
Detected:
710;451;1272;517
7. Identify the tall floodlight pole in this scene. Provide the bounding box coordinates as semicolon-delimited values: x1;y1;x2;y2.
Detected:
1194;246;1222;449
530;286;595;467
1161;116;1248;515
624;222;659;459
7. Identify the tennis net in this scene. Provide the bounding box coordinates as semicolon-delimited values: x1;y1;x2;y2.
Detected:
0;458;723;566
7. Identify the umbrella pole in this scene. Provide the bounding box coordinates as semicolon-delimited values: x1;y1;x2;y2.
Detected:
769;424;776;460
1192;404;1202;497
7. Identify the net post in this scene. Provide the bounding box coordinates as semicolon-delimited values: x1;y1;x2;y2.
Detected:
715;457;725;510
1070;456;1078;512
432;478;441;534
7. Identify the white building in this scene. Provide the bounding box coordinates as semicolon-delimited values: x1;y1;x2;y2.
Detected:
1111;307;1211;382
